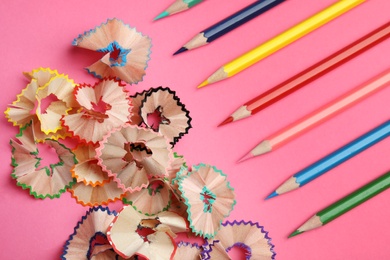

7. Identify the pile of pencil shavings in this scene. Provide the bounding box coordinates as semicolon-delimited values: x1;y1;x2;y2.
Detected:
5;18;275;259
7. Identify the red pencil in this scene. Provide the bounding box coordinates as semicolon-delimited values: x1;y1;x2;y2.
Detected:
219;21;390;126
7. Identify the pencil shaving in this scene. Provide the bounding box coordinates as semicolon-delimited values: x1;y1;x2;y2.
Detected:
11;122;77;199
167;153;187;182
129;89;149;126
207;220;276;259
170;165;189;201
201;240;230;260
36;74;76;134
168;193;188;218
178;164;236;239
62;78;131;145
164;153;187;202
73;18;151;84
173;242;202;260
96;124;173;193
5;68;74;141
61;207;120;260
69;178;125;207
139;87;192;146
71;143;109;186
123;178;171;216
107;206;181;259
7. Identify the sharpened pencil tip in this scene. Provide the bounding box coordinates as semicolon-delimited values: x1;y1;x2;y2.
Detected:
197;80;209;89
237;152;253;163
265;191;278;200
218;117;233;127
288;230;304;238
173;47;188;55
154;11;169;21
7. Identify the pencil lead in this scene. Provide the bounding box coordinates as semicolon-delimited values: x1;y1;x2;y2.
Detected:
218;116;233;127
237;152;253;163
173;47;188;55
265;191;278;200
288;230;304;238
154;11;169;21
197;80;209;89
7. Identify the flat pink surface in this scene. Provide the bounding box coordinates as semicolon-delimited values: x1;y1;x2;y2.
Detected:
1;0;390;259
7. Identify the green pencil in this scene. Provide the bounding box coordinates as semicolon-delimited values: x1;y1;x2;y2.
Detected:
289;171;390;238
155;0;205;21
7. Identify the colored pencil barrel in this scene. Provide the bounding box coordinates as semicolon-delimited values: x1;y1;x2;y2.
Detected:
197;0;365;88
296;120;390;187
269;120;390;199
155;0;204;21
220;21;390;126
269;71;390;150
175;0;285;54
240;69;390;162
206;0;284;42
319;172;390;225
289;171;390;237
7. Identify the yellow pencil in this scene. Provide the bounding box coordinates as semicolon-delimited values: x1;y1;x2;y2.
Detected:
197;0;366;88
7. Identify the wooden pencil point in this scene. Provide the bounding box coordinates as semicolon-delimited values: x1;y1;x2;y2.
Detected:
205;67;228;87
228;105;252;123
294;215;322;235
265;191;278;200
218;116;233;127
176;0;285;53
275;176;300;196
288;230;304;238
156;0;203;20
173;47;188;55
237;152;254;163
182;33;208;51
154;11;169;21
251;140;272;157
197;80;209;89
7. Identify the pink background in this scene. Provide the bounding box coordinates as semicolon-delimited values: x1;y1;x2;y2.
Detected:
1;0;390;259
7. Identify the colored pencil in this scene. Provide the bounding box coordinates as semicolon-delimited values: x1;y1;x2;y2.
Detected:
289;171;390;238
219;21;390;126
239;69;390;163
174;0;286;55
197;0;365;88
267;120;390;199
154;0;205;21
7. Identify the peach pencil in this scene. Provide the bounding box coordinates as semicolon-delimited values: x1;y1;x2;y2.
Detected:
239;68;390;162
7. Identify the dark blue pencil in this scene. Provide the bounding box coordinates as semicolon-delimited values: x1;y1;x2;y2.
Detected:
266;120;390;199
174;0;285;55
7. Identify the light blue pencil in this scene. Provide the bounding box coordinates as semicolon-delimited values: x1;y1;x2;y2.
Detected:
266;120;390;199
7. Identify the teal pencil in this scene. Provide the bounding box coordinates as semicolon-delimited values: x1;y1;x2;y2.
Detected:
155;0;205;21
289;171;390;238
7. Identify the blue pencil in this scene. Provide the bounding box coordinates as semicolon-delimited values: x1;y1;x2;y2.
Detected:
174;0;285;55
266;120;390;199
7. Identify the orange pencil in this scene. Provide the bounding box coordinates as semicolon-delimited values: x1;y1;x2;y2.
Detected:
239;68;390;162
